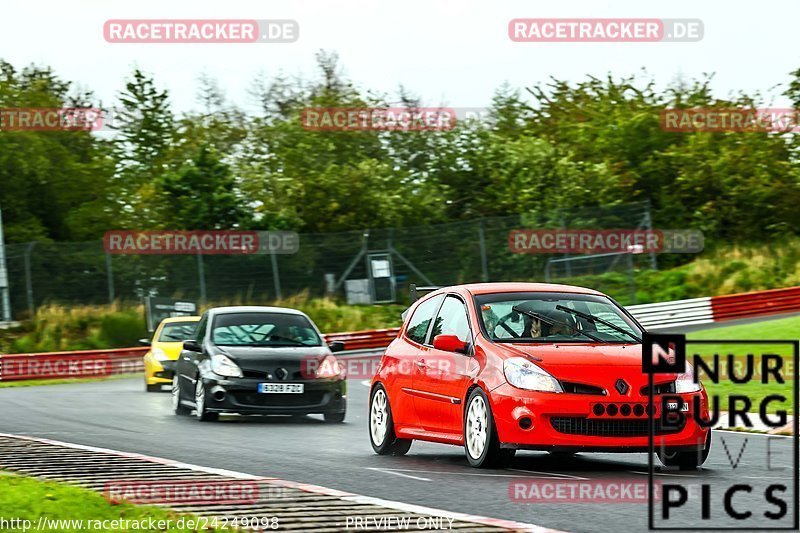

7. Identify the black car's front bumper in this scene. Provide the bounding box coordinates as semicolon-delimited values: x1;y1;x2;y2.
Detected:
201;376;346;416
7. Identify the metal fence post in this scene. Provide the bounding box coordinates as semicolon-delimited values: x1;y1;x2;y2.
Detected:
24;242;36;317
105;252;115;304
478;219;489;282
197;254;207;304
0;205;11;322
270;251;282;300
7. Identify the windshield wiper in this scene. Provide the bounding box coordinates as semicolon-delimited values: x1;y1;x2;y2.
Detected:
555;305;642;343
264;335;306;346
511;306;606;343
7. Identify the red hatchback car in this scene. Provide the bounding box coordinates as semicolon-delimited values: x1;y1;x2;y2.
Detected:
369;283;711;469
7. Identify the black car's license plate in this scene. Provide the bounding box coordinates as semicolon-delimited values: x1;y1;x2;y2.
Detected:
257;383;304;394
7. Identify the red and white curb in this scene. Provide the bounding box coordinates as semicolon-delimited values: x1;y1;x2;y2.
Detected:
0;432;563;532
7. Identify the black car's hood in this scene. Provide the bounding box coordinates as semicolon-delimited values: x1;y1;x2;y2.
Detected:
214;345;332;380
215;345;330;360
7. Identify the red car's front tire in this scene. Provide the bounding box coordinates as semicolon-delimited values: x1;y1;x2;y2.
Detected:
464;388;515;468
658;431;712;470
369;384;412;456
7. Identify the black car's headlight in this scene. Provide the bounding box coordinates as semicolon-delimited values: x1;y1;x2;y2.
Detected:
211;353;243;378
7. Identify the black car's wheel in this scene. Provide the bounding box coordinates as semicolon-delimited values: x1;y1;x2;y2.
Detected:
464;388;515;468
657;431;711;470
172;375;190;415
369;384;412;455
194;379;219;422
324;410;346;423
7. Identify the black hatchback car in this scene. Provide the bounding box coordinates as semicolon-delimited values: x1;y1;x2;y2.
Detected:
172;306;347;422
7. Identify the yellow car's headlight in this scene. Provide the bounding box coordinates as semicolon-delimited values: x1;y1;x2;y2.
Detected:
151;347;170;362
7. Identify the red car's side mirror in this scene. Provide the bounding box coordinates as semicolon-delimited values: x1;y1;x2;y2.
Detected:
432;334;468;354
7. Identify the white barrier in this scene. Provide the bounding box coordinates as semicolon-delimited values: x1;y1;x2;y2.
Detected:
627;297;714;330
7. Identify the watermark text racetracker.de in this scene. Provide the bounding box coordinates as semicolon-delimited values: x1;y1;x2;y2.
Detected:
300;107;456;132
508;229;704;254
103;230;299;255
509;18;703;42
104;19;298;43
662;108;800;132
0;516;268;532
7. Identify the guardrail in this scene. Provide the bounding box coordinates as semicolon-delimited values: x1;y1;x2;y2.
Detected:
2;285;799;383
627;297;714;330
711;285;800;321
0;347;147;382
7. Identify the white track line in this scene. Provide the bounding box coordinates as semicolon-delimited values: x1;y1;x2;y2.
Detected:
0;432;563;532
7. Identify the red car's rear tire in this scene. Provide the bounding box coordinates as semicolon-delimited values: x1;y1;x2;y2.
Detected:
464;388;515;468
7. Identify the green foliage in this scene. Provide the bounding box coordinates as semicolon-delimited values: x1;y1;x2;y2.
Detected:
3;296;403;354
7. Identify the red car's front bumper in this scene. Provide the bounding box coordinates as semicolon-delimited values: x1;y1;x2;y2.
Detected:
489;383;710;452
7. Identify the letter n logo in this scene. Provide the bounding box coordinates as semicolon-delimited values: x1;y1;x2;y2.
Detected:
642;332;686;374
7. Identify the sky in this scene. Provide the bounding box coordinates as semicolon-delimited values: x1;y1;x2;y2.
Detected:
2;0;798;114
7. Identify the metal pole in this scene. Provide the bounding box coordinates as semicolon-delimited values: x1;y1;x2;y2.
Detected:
644;207;658;271
197;254;207;304
628;252;636;305
24;242;35;318
0;205;10;322
270;250;282;300
105;252;115;303
478;219;489;282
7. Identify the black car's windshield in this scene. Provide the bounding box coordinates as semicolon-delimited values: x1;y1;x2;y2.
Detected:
211;312;322;347
157;322;198;342
475;292;642;344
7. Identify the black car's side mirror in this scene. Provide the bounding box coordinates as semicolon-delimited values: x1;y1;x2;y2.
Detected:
183;339;202;353
138;338;152;347
328;341;345;353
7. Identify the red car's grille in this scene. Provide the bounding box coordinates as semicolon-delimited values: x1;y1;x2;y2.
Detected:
550;416;685;437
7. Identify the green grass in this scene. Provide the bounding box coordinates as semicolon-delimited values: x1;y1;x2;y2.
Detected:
0;373;142;389
0;473;203;532
687;315;798;415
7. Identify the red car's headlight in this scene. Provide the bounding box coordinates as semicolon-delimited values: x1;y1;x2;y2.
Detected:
503;357;563;393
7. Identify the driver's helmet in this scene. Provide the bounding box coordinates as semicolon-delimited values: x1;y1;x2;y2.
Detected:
539;309;578;337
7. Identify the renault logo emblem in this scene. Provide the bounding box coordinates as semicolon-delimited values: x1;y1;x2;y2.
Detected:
615;378;629;395
275;367;289;380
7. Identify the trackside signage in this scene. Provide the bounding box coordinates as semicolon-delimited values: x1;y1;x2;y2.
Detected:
104;230;299;255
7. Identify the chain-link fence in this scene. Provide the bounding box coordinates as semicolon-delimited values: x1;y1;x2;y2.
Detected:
3;202;665;320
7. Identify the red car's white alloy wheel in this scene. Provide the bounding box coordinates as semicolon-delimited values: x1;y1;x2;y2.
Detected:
370;389;389;446
466;395;488;459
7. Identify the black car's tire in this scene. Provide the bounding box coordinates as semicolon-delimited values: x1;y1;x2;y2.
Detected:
324;411;346;423
146;382;162;393
172;375;190;416
464;388;515;468
657;431;711;470
194;379;219;422
369;384;412;456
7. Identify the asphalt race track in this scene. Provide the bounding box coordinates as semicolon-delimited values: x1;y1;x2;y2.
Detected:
1;374;796;532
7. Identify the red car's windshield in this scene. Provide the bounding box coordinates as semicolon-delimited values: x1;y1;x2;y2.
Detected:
475;292;642;343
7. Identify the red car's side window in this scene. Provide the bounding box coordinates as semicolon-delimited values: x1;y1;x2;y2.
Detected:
405;295;444;345
430;296;471;343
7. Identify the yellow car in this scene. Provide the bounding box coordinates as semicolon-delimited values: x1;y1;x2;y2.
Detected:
141;316;201;392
